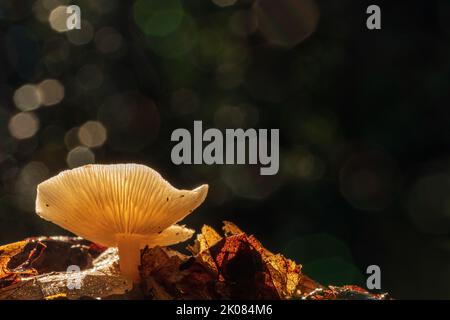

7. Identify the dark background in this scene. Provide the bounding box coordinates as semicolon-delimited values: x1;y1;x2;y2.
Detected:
1;0;450;299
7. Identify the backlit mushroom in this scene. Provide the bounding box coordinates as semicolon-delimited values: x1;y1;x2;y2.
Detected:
35;163;208;282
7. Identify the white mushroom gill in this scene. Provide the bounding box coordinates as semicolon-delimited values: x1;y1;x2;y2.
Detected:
35;163;208;282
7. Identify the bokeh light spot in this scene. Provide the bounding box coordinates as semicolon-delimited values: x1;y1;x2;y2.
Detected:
134;0;184;37
253;0;319;48
215;63;244;90
13;84;41;111
285;148;326;181
95;27;123;54
43;37;71;64
229;10;258;37
214;105;246;128
78;121;107;148
66;20;94;45
301;114;338;146
88;0;118;14
48;5;69;32
214;104;259;128
15;161;49;211
64;127;80;150
43;0;70;11
170;88;199;116
284;233;363;286
407;172;450;235
8;112;40;140
340;151;397;212
37;79;65;106
145;15;198;59
66;146;95;168
221;166;282;200
212;0;237;8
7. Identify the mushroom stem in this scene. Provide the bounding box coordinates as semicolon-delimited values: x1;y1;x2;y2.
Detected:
116;234;142;283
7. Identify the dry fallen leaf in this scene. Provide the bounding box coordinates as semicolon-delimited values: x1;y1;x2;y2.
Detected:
140;246;218;300
222;220;244;236
0;240;39;289
142;222;326;300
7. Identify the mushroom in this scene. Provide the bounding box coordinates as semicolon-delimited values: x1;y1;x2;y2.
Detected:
35;163;208;282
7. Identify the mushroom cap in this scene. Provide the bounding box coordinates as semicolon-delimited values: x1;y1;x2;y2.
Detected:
36;164;208;247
